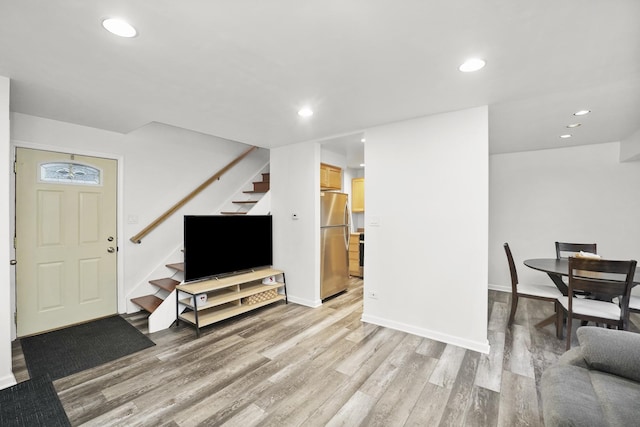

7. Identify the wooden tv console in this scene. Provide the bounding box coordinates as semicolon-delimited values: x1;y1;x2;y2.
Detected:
175;268;287;337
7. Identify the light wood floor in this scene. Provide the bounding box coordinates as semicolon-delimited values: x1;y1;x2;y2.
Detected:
11;279;640;426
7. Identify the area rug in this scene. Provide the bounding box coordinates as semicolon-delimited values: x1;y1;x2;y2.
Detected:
0;375;70;427
20;315;155;381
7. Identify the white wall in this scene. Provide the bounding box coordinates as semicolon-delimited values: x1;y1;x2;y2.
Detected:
9;114;269;329
489;142;640;292
320;148;347;171
271;141;321;306
362;106;490;353
117;122;268;298
620;129;640;162
0;77;16;389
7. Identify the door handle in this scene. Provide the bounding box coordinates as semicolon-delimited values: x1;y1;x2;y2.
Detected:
10;259;17;265
107;247;115;253
344;227;350;249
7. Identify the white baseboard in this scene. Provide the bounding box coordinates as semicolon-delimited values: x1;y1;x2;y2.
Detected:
0;372;17;390
286;295;322;308
361;313;490;354
488;283;510;293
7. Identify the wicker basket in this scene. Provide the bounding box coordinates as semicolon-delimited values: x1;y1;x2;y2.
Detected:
242;289;278;305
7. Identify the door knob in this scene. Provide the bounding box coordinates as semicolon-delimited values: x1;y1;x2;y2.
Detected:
107;236;114;242
10;259;16;265
107;247;115;253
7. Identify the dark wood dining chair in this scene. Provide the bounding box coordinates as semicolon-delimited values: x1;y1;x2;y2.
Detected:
555;241;597;259
556;257;636;350
556;242;599;307
504;243;563;326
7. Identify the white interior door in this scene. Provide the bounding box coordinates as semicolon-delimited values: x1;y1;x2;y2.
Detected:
15;148;118;337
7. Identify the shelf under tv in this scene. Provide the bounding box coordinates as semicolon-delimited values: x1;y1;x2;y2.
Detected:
175;268;287;337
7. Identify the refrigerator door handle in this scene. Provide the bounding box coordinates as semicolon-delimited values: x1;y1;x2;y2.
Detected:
344;202;350;249
344;202;350;229
344;226;350;250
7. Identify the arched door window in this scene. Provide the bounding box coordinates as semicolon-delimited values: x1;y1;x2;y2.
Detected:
39;162;102;185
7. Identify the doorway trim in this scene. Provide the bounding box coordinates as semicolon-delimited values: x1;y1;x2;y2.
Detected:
10;140;125;340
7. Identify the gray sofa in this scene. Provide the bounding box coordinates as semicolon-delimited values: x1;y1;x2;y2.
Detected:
541;326;640;426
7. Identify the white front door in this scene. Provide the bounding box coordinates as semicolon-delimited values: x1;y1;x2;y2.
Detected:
15;148;118;336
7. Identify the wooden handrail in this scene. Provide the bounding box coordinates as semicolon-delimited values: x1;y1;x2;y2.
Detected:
130;145;258;244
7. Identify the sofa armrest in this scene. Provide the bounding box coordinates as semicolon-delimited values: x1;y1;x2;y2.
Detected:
557;346;588;369
577;326;640;382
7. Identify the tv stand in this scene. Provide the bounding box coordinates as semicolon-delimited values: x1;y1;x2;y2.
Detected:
175;268;287;337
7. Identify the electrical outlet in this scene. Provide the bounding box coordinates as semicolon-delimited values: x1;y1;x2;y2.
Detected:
367;290;378;299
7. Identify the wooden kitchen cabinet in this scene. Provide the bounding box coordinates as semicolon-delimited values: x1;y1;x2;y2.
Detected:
320;163;342;190
349;233;362;277
351;178;364;213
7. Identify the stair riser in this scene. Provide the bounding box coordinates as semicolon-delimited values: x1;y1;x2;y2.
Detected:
252;182;270;192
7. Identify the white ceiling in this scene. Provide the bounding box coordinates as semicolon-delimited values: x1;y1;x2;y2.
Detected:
1;1;638;162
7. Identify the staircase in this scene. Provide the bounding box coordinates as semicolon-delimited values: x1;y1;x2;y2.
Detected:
130;262;184;333
130;171;270;333
130;266;183;314
221;173;270;215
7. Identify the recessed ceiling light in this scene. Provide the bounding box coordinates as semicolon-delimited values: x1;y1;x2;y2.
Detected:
574;110;591;116
360;163;365;167
459;58;486;72
297;107;313;118
361;138;366;143
560;134;572;139
102;18;137;38
566;123;581;128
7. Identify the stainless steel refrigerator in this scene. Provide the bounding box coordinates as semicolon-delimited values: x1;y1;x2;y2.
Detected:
320;191;350;299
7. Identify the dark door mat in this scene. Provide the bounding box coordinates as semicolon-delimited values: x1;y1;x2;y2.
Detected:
20;315;155;381
0;375;70;427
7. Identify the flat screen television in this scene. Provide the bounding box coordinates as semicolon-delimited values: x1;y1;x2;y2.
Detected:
184;215;273;282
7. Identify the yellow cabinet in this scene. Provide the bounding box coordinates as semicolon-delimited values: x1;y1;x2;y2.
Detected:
351;178;364;213
349;233;362;277
320;163;342;190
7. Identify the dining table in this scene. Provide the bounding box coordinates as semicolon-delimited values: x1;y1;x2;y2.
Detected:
523;257;640;330
524;258;640;296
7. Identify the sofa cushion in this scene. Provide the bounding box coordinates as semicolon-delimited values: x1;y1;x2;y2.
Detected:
577;327;640;383
541;364;606;427
589;369;640;426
